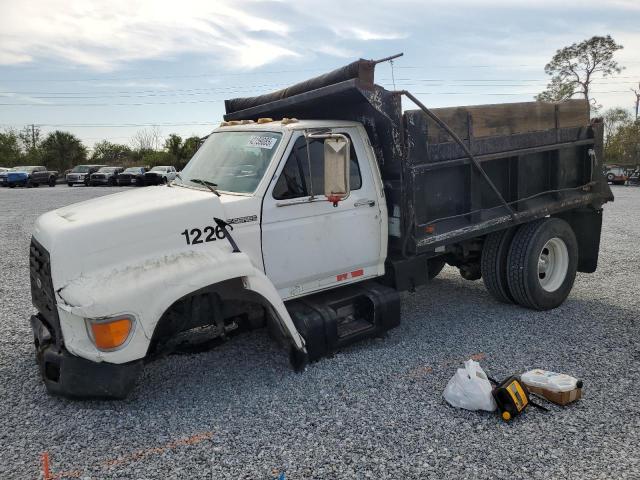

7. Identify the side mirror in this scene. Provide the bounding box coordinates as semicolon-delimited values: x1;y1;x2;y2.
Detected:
323;136;350;207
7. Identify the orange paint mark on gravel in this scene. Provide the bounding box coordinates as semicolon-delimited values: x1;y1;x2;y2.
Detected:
41;431;214;479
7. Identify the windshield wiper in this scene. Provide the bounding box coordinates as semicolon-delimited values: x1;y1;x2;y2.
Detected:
190;178;221;196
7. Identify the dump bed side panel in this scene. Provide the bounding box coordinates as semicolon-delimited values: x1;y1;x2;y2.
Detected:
402;100;612;254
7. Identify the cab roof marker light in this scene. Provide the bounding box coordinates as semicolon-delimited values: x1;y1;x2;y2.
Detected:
241;120;255;124
281;118;299;125
257;118;273;124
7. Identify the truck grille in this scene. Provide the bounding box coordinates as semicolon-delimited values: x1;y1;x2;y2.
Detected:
92;174;106;179
29;237;62;345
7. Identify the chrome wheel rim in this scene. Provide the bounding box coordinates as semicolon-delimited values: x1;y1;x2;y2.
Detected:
538;237;569;292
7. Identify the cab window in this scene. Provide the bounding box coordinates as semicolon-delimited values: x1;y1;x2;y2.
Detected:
273;135;362;200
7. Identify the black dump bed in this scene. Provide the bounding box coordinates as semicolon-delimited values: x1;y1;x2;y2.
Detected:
225;59;613;257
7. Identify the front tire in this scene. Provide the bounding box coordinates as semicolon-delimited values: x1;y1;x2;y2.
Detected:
48;177;56;187
481;227;518;303
67;183;73;187
506;218;577;310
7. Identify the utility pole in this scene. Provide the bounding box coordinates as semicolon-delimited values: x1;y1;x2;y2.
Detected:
31;124;36;150
632;82;640;121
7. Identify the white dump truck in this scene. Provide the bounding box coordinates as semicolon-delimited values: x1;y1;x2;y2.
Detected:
29;56;613;398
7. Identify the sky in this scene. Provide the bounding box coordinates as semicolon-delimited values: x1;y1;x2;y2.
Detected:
0;0;639;151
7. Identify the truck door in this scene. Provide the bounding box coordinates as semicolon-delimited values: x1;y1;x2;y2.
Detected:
261;128;384;299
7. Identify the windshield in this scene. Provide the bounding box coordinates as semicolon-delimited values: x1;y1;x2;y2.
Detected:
10;166;35;172
124;168;141;173
72;165;91;173
150;166;167;172
98;167;117;173
177;131;283;194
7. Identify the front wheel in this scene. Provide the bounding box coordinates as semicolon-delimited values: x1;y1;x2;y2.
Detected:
67;183;73;187
48;177;56;187
606;173;615;183
506;218;577;310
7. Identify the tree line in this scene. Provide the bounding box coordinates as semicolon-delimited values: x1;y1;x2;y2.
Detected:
0;125;202;173
1;34;638;170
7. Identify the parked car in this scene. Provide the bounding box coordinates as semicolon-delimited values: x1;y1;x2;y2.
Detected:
0;166;58;187
627;167;640;186
89;166;125;186
143;166;178;185
117;167;147;186
66;165;107;187
604;165;628;185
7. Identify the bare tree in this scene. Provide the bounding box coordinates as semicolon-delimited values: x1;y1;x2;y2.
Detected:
131;126;162;152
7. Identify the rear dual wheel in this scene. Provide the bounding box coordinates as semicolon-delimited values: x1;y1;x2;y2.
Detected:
481;218;577;310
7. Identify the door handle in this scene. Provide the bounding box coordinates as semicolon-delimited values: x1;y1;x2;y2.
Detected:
354;199;376;208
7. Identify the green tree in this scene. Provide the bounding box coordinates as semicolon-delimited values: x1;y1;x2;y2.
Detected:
0;129;23;167
92;140;132;165
181;136;201;160
603;107;632;147
536;35;623;109
40;131;87;172
142;150;176;168
536;76;577;103
164;134;183;158
604;120;640;166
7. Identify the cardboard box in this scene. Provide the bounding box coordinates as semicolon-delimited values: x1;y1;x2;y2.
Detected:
527;385;582;405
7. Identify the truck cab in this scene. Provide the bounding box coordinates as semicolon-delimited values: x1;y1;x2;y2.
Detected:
180;120;386;299
67;165;107;186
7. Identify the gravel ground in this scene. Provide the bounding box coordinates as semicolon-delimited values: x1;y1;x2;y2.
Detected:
0;184;638;479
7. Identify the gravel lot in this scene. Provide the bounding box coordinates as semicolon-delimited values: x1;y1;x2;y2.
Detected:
0;184;638;479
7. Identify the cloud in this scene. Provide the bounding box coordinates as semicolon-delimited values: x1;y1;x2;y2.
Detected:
334;27;408;42
0;0;296;71
0;0;419;71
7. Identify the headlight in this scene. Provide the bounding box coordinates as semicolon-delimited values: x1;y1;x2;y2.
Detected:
86;315;135;351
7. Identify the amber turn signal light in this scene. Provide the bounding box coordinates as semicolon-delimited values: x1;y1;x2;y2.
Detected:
88;317;133;350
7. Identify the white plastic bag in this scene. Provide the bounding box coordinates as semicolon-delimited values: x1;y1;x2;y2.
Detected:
443;359;497;412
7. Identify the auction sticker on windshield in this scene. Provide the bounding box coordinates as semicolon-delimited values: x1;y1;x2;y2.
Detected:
247;136;278;149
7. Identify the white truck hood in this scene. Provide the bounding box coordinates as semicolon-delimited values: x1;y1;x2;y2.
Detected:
33;185;263;290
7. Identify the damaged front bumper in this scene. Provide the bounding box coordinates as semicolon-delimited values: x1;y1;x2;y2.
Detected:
31;313;142;399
